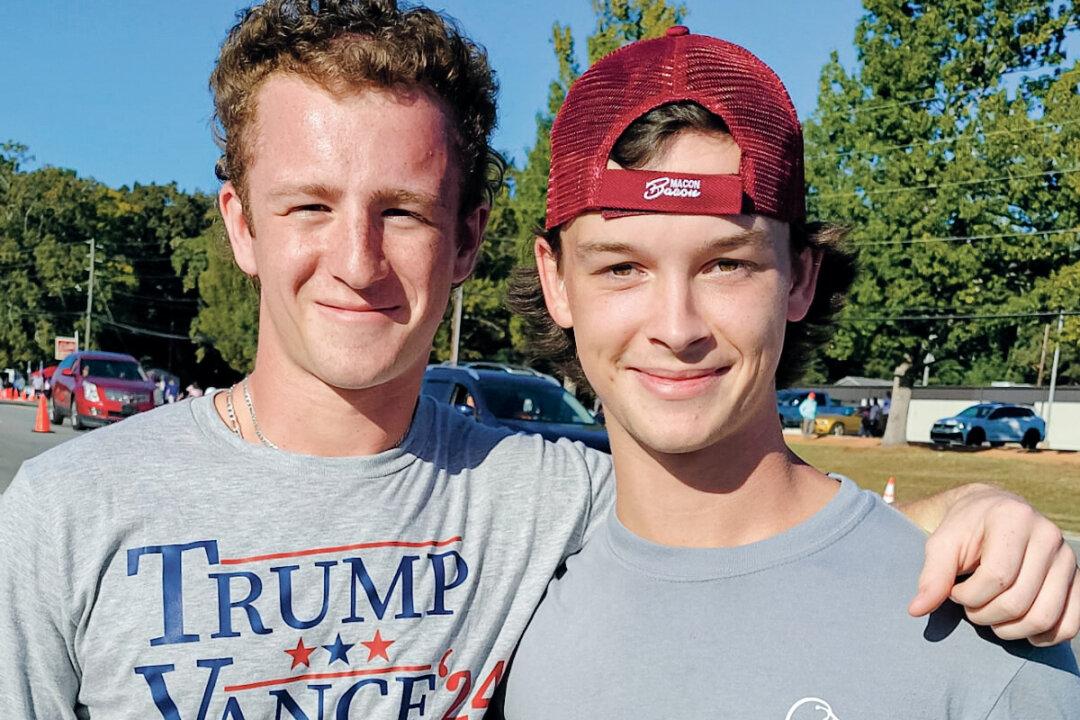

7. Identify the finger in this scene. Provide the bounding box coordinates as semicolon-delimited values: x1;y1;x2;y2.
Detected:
909;531;966;617
987;543;1074;641
1029;565;1080;647
961;526;1061;627
949;513;1035;610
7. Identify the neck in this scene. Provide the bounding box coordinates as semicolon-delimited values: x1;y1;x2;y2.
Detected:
213;345;423;458
610;405;838;548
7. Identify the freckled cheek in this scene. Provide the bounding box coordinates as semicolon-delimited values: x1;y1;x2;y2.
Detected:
569;285;645;366
253;225;321;294
703;279;788;357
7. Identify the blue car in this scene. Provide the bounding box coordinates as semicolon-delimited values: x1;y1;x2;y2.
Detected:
421;363;609;452
930;403;1044;450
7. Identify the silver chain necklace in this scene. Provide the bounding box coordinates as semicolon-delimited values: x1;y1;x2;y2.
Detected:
241;376;279;449
224;385;242;439
223;376;412;452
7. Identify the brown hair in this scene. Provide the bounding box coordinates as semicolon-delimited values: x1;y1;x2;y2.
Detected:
210;0;503;213
507;102;856;389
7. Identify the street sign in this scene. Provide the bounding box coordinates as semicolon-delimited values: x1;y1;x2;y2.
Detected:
54;336;77;361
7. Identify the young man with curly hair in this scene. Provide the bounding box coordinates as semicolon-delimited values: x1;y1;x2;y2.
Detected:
498;27;1080;717
0;3;1076;718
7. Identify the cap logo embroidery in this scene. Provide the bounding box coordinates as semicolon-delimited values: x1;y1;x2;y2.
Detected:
643;176;702;201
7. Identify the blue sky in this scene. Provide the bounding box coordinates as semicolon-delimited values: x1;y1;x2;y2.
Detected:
0;1;864;194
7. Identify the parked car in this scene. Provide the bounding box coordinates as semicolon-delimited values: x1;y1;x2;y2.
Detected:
421;363;609;452
930;403;1044;450
813;407;863;436
777;389;843;428
50;351;156;430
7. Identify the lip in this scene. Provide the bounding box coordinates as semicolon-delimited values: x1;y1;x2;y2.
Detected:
314;301;401;318
629;366;730;400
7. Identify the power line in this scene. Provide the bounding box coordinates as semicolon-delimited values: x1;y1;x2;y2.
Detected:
98;318;203;342
850;227;1079;247
814;167;1080;199
839;309;1080;324
111;290;200;304
806;117;1080;160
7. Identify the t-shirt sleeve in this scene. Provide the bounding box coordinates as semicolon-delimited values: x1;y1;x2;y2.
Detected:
983;648;1080;719
0;463;82;718
579;446;614;545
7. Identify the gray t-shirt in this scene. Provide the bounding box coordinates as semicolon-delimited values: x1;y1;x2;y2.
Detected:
0;394;613;718
500;477;1080;719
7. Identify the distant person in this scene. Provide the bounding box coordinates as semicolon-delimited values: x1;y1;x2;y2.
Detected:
185;381;204;398
869;397;884;435
799;391;818;436
30;373;43;400
165;377;180;403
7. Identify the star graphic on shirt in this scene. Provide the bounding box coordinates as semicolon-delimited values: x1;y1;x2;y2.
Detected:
322;633;355;666
361;630;395;662
284;638;316;669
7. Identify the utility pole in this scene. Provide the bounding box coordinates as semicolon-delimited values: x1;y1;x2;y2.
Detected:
1045;310;1064;446
84;237;95;350
1036;322;1051;387
449;285;463;366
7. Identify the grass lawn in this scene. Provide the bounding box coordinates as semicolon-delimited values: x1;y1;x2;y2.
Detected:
786;436;1080;534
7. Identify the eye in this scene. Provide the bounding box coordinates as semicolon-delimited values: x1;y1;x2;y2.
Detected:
292;203;330;214
383;208;428;222
706;259;745;275
606;263;636;278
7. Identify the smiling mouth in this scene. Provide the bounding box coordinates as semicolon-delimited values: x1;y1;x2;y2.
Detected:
316;301;398;312
632;367;729;380
629;366;731;397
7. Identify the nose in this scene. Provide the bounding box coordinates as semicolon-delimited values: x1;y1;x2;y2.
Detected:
333;212;390;289
645;275;711;356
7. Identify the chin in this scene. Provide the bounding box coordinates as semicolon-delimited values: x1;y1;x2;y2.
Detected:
304;349;412;391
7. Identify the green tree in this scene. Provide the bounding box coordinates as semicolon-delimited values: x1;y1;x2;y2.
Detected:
172;212;259;373
803;0;1077;443
0;145;219;379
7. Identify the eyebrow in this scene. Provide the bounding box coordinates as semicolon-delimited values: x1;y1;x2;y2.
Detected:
267;183;342;202
266;184;445;211
370;188;445;211
574;228;770;259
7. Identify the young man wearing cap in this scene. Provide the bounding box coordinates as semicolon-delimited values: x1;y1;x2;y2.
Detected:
0;4;1076;717
499;27;1080;717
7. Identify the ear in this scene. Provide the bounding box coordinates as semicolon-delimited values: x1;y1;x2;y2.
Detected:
787;245;823;323
535;236;573;330
219;181;258;277
452;203;491;284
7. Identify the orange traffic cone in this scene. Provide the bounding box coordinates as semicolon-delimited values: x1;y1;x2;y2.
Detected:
33;395;51;433
883;476;896;505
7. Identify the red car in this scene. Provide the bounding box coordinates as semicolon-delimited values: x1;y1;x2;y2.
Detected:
50;351;156;429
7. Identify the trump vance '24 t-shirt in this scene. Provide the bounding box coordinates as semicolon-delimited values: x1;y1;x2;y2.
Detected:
0;394;612;719
500;477;1080;719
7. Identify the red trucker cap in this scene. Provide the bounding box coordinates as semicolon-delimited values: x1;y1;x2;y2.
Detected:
545;26;805;231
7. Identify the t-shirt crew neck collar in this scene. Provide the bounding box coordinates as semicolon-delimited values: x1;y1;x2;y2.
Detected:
605;476;875;582
188;391;432;478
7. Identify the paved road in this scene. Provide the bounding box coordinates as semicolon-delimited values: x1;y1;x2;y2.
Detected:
1;405;1078;657
0;401;80;494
